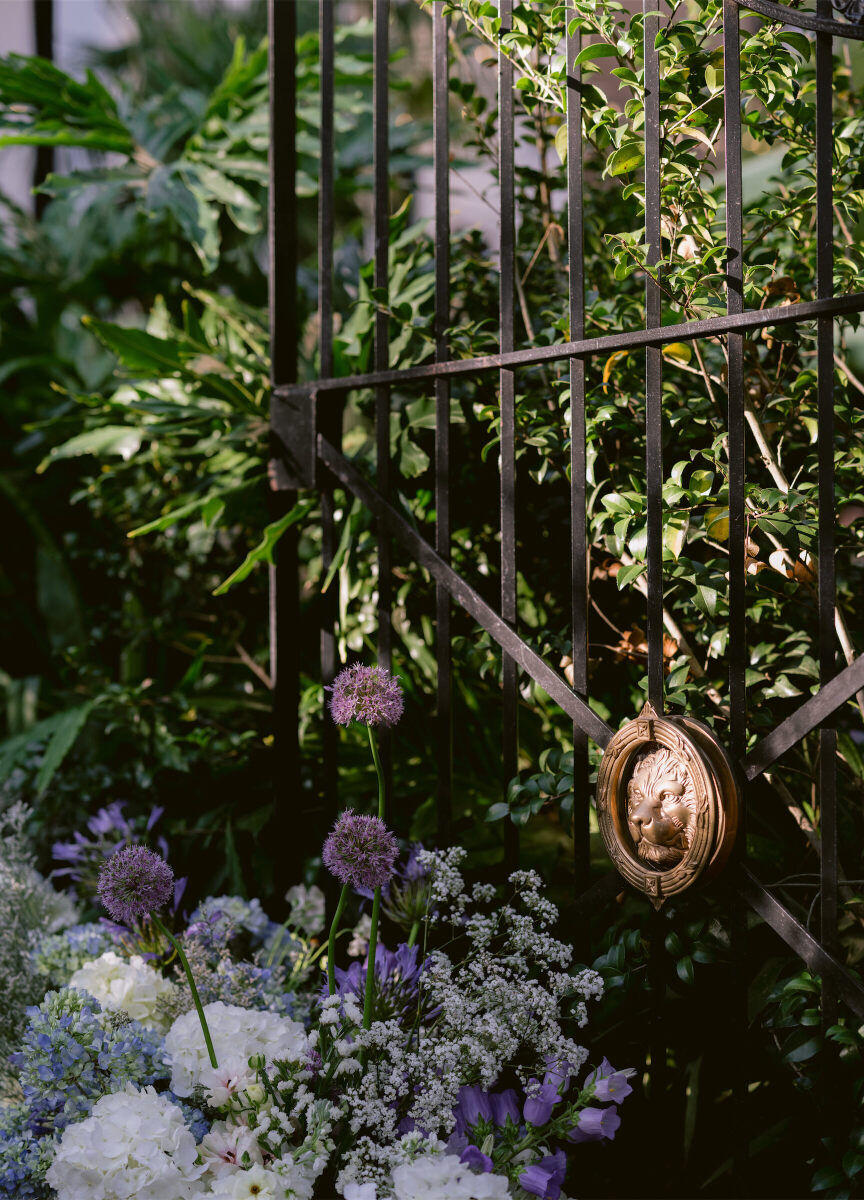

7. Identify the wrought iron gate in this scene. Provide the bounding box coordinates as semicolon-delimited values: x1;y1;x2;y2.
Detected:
267;0;864;1179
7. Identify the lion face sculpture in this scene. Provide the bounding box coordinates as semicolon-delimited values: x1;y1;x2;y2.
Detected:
626;746;697;870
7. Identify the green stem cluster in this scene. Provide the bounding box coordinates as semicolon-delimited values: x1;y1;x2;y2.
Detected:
363;724;386;1030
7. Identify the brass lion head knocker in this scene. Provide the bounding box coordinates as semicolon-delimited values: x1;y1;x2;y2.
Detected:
596;703;740;908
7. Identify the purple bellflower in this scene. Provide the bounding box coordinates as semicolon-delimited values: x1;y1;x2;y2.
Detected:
566;1104;622;1144
585;1057;635;1104
328;664;404;728
323;810;399;891
453;1085;522;1136
523;1080;562;1127
519;1149;567;1200
459;1145;494;1174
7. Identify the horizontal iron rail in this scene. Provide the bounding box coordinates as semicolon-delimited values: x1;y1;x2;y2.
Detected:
743;652;864;781
273;292;864;403
737;0;864;39
317;435;614;749
737;865;864;1019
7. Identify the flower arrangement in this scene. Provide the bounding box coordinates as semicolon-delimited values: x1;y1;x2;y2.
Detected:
0;667;633;1199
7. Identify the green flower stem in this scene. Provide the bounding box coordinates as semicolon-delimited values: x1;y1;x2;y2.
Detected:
368;725;385;819
363;885;382;1030
363;724;386;1029
327;883;350;996
407;919;420;948
153;914;217;1070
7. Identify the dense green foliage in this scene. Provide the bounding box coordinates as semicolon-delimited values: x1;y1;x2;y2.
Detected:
1;0;864;1195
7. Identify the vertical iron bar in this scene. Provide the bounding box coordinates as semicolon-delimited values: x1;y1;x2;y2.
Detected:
644;0;664;712
815;0;838;1039
268;0;300;888
319;0;339;822
567;9;590;896
373;0;393;823
33;0;53;218
724;0;746;766
499;0;519;869
434;2;452;843
643;10;666;1183
723;2;749;1185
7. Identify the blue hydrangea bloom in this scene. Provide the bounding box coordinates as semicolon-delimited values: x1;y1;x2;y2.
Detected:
30;922;117;989
10;987;168;1136
0;1102;54;1199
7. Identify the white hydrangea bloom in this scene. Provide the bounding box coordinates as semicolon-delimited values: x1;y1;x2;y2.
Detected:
391;1154;511;1199
342;1185;378;1200
199;1120;264;1180
165;1002;307;1102
45;1083;206;1200
69;950;176;1032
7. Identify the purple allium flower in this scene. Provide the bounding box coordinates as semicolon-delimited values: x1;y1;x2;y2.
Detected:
519;1150;567;1199
97;845;174;926
328;664;404;728
322;810;399;891
566;1104;621;1144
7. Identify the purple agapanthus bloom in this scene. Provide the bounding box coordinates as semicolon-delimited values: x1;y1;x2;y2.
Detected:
566;1104;621;1144
328;664;404;728
460;1145;494;1173
323;943;430;1022
519;1149;567;1200
322;810;399;891
584;1057;635;1104
97;845;174;925
53;803;168;885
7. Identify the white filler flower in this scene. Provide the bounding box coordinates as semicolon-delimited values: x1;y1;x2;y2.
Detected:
165;1001;308;1103
69;950;176;1032
391;1154;512;1200
45;1083;206;1200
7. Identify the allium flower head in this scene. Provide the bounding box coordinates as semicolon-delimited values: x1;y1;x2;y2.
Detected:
97;845;174;926
328;663;404;728
322;810;399;890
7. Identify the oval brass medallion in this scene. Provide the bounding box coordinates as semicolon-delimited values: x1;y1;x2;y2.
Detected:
596;702;740;908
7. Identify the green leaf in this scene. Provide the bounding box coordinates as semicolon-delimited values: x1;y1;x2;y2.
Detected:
607;141;644;177
554;123;568;166
485;802;511;822
37;425;142;473
616;562;646;590
705;506;730;541
213;500;315;595
35;702;95;795
82;317;188;373
575;42;620;66
676;955;694;986
693;584;719;617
